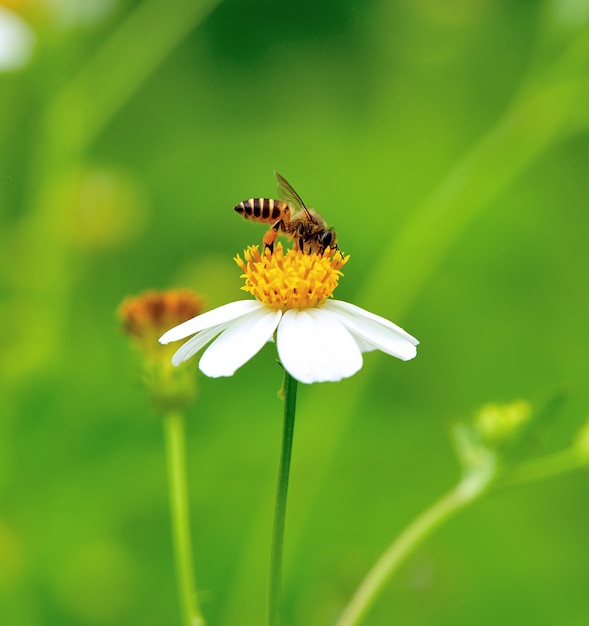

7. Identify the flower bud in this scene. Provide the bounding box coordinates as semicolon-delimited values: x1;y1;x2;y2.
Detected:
474;400;532;448
119;290;204;413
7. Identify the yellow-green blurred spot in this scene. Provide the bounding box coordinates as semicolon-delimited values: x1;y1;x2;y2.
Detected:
474;400;532;446
573;420;589;460
52;540;136;625
60;166;149;251
0;518;24;586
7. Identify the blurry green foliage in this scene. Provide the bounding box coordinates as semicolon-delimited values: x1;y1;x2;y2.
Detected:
1;0;589;625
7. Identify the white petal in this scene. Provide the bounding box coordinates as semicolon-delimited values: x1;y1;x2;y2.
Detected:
324;300;419;344
171;324;227;366
159;300;265;344
323;300;418;361
350;334;378;354
199;308;282;377
0;8;35;72
277;308;363;384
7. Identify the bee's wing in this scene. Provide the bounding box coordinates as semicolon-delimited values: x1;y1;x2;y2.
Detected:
274;171;315;221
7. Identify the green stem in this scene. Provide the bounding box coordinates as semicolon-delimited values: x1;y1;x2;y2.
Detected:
163;411;204;626
335;467;494;626
268;371;298;626
501;447;589;487
44;0;222;157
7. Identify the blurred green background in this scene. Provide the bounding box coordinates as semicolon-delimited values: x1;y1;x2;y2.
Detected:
2;0;589;625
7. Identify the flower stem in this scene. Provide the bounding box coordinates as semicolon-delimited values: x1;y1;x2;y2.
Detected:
163;411;204;626
268;371;298;626
335;469;494;626
501;447;589;487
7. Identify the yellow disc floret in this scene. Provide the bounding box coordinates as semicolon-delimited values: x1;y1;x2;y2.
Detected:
235;243;349;310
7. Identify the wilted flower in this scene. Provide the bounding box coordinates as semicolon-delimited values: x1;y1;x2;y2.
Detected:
120;290;204;411
159;244;418;384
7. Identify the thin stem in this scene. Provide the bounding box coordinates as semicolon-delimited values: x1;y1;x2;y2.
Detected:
43;0;222;156
335;472;492;626
501;447;589;487
268;371;298;626
163;411;204;626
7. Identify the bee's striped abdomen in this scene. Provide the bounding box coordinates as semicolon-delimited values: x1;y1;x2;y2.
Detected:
234;198;286;223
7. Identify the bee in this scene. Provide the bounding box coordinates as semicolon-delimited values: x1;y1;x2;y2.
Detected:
234;172;338;254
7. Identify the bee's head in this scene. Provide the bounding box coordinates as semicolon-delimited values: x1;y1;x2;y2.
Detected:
319;229;337;251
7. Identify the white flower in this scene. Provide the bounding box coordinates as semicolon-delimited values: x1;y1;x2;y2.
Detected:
0;8;35;72
160;298;418;384
159;244;418;384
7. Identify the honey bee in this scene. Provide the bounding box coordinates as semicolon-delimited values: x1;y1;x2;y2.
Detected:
234;172;338;254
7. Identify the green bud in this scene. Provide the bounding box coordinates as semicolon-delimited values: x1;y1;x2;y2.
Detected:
474;400;532;448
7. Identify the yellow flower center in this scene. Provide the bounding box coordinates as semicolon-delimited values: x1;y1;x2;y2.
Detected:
235;243;349;310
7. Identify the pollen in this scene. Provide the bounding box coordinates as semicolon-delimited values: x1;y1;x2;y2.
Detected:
234;243;349;310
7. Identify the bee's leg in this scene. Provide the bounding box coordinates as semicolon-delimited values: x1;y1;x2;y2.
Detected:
263;229;277;253
263;220;283;253
297;222;305;252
